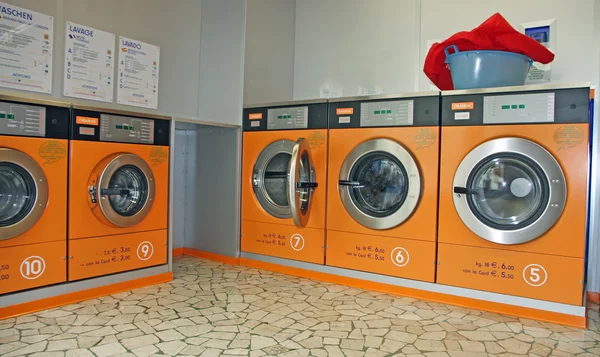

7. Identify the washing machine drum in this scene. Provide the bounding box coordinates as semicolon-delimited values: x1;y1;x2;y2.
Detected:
453;137;566;245
92;153;155;228
0;148;48;240
338;138;422;230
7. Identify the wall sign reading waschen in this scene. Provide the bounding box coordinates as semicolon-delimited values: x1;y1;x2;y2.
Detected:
116;36;159;109
0;2;53;94
64;22;115;102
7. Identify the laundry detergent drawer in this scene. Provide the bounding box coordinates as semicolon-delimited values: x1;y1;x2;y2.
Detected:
0;241;66;295
68;230;167;281
326;230;436;282
437;243;585;305
241;220;325;264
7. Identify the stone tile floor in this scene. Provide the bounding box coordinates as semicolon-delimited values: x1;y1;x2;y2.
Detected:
0;256;599;357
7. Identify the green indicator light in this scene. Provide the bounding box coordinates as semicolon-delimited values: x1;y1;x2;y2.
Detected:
374;110;380;114
277;115;282;119
123;125;129;130
511;105;517;109
7;114;14;119
0;113;6;118
519;104;525;109
501;105;510;110
116;125;122;129
286;115;291;119
387;110;392;114
130;126;134;130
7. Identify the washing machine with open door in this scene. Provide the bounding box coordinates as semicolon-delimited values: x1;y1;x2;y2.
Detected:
241;100;327;264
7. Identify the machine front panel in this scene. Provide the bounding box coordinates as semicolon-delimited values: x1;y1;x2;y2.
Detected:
243;103;328;131
241;220;325;264
437;243;585;306
0;100;69;139
267;106;308;130
328;95;439;128
441;87;589;126
71;109;170;146
68;230;167;281
0;241;66;295
99;114;155;144
326;231;436;282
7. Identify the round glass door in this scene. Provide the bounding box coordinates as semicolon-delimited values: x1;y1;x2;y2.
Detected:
0;164;36;226
467;154;548;230
107;165;149;217
453;138;566;245
0;149;48;240
339;139;421;230
97;154;155;227
350;152;408;217
253;140;294;219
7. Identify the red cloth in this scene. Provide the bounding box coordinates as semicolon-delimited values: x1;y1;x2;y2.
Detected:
424;13;555;90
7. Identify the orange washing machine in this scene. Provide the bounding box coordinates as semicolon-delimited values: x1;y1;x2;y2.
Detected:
437;84;590;305
241;100;327;264
68;107;170;281
326;93;440;282
0;96;69;295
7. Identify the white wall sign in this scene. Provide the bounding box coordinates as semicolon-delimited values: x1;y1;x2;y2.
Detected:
64;22;115;102
117;36;159;109
358;86;383;96
0;2;53;94
521;19;556;84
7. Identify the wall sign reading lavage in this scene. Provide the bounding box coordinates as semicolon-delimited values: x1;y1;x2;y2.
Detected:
64;22;115;103
117;36;160;109
0;2;54;94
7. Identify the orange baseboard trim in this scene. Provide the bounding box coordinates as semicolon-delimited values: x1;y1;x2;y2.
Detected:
239;258;587;329
181;248;240;265
588;292;600;304
0;272;173;320
172;247;184;257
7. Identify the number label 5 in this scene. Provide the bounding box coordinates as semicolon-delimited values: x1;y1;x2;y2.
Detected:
523;264;547;287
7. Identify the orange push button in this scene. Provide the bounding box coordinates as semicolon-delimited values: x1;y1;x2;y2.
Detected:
0;241;66;295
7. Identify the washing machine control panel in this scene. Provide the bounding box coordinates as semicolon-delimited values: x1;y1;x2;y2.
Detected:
267;106;308;130
0;101;46;137
243;102;328;131
99;114;155;144
441;87;590;126
360;100;414;127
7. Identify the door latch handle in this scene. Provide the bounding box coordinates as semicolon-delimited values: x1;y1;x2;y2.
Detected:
296;182;318;189
339;180;363;188
101;188;130;196
453;186;478;195
88;186;97;203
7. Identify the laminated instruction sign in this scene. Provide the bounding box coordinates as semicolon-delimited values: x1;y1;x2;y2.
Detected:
117;36;159;109
0;2;53;93
64;22;115;102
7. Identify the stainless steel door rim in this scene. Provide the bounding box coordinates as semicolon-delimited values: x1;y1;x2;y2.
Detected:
452;137;566;245
0;148;48;240
339;138;421;230
253;140;294;219
98;154;155;227
288;138;317;228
